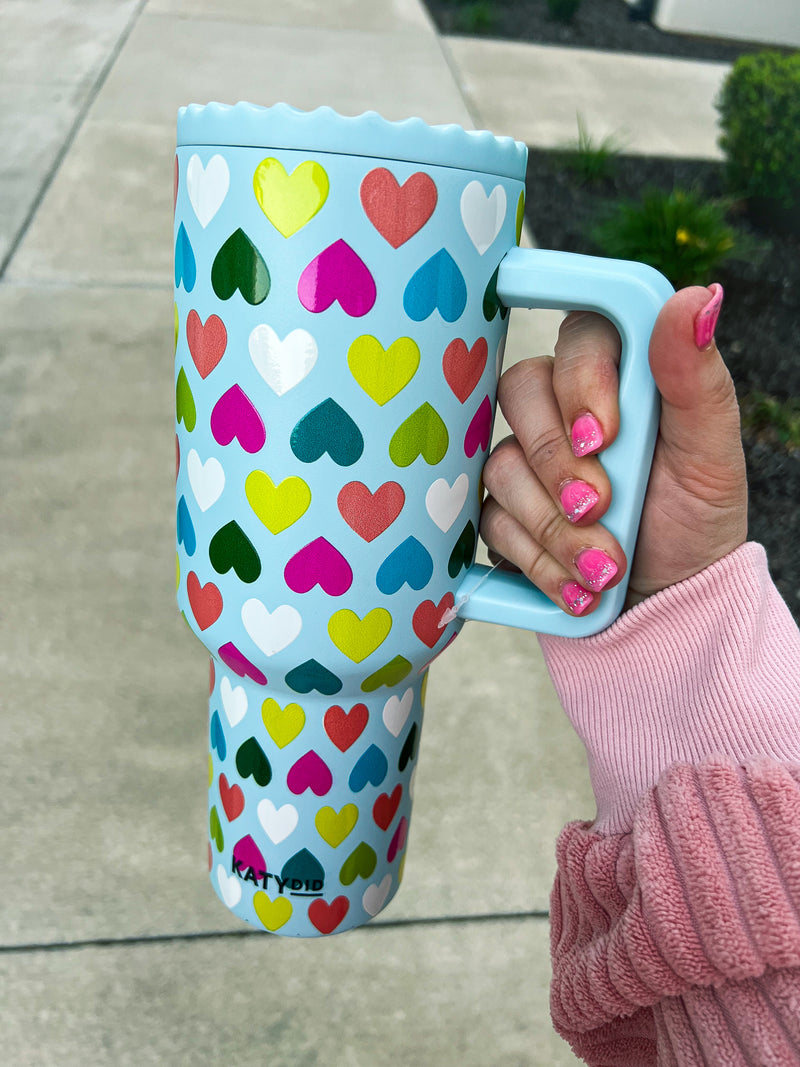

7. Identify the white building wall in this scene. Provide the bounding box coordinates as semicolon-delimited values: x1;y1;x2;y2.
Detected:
654;0;800;49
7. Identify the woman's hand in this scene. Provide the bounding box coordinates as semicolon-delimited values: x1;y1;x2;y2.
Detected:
480;286;748;617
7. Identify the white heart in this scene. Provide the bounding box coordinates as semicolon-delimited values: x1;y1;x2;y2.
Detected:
220;675;247;727
383;688;413;737
426;474;469;532
249;325;318;396
217;864;242;908
461;180;506;255
187;449;225;512
362;874;392;917
186;154;230;228
241;600;302;657
257;799;299;844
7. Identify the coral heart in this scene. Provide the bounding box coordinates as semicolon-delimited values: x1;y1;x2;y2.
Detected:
261;697;306;749
176;495;196;555
328;608;392;663
253;157;329;237
245;471;310;534
337;481;404;542
253;891;293;932
298;239;376;317
308;896;349;935
175;367;196;430
403;249;466;323
413;594;455;647
376;536;433;595
174;222;196;292
285;659;342;696
347;334;420;405
285;537;352;596
349;745;389;792
360;168;438;248
249;324;317;396
448;521;477;579
387;816;409;863
443;336;488;403
186;153;229;228
236;737;272;786
257;798;299;844
209;521;261;583
219;773;244;821
315;804;359;848
211;228;270;304
186;310;227;378
241;599;302;657
340;842;377;886
218;641;267;685
464;395;493;458
460;180;506;255
389;403;449;468
324;703;369;751
287;750;333;797
373;784;402;831
361;656;413;693
187;449;225;512
187;571;223;630
291;398;363;467
425;474;469;533
211;385;266;454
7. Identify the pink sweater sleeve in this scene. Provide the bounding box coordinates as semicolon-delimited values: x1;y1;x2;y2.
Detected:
538;544;800;1066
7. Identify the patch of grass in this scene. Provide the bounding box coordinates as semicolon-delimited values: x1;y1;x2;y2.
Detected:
453;1;495;33
741;392;800;451
561;115;624;183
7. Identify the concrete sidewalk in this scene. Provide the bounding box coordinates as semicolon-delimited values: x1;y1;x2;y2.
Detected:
0;3;730;1064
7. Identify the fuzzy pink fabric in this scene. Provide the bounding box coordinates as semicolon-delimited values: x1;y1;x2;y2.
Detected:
538;544;800;1065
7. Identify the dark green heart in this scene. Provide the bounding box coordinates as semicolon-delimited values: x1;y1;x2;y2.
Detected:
236;737;272;787
448;520;476;579
389;403;449;467
361;655;413;693
291;398;364;467
211;228;270;305
399;722;419;772
339;842;377;886
209;520;261;583
482;265;509;322
209;805;224;851
282;848;325;889
176;366;196;431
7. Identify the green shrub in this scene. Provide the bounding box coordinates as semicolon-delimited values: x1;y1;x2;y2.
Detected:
562;115;624;183
717;51;800;213
453;1;495;33
547;0;582;24
590;187;736;288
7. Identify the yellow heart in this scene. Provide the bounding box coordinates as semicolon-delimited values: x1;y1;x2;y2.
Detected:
253;891;293;932
253;158;329;238
328;608;392;663
347;335;420;406
245;471;311;534
262;698;306;748
315;804;359;848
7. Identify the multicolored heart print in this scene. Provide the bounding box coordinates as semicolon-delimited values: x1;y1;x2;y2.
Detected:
175;141;523;936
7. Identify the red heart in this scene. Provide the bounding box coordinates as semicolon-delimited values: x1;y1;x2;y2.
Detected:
412;594;455;648
219;773;244;821
360;168;438;249
337;481;405;542
308;895;350;935
373;785;402;831
187;310;227;378
324;703;369;751
443;337;488;403
187;571;223;630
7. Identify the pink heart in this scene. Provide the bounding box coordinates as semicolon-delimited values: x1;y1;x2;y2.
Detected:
287;750;333;797
218;641;267;685
387;816;408;863
233;834;266;875
298;239;376;317
211;385;266;454
464;395;492;458
284;537;352;596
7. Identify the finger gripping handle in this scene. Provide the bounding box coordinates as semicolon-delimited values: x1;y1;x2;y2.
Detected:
457;247;674;637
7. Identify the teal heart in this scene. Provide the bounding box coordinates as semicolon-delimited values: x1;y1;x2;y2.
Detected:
236;737;272;786
282;848;325;889
285;659;343;696
211;228;270;305
361;655;413;693
389;403;449;467
349;744;389;792
376;536;433;595
448;520;476;578
339;842;377;886
398;722;419;772
210;709;226;760
483;265;509;322
209;521;261;584
209;806;224;851
177;495;196;556
176;367;196;431
291;399;364;467
175;222;196;292
403;249;467;323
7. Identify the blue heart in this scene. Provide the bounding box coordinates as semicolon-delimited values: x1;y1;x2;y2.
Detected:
285;658;343;696
175;222;196;292
376;536;433;595
210;710;226;760
291;398;364;467
403;249;467;323
177;495;196;556
349;744;389;792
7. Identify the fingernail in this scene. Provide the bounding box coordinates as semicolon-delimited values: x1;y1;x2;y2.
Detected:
694;282;724;351
576;548;618;592
562;580;595;616
560;480;600;523
571;413;604;457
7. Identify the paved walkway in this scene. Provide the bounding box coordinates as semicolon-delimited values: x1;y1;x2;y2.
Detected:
0;3;730;1064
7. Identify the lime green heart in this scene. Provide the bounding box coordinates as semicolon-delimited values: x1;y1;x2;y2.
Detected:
315;804;359;848
176;366;196;430
361;655;413;693
261;697;306;748
254;891;293;932
246;471;311;534
253;158;329;238
347;335;420;406
340;842;377;886
209;806;224;851
328;608;392;663
389;403;449;467
516;190;525;246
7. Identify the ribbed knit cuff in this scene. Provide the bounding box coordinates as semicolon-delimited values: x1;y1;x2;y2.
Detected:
538;543;800;834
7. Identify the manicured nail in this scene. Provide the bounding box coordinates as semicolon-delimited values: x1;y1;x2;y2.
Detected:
571;413;604;457
562;580;595;616
694;282;724;351
576;548;618;592
560;480;600;523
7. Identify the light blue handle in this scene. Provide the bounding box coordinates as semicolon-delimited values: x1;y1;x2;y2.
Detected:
457;247;675;637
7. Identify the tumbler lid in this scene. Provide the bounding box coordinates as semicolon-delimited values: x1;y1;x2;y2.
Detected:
177;101;528;181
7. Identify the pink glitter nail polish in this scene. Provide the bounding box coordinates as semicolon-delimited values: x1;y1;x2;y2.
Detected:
694;282;724;351
562;580;595;616
571;413;603;457
560;480;600;523
576;548;618;592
